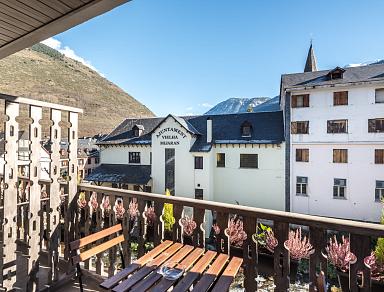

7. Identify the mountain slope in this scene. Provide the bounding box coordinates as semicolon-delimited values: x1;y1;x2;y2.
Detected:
0;43;154;137
205;97;279;115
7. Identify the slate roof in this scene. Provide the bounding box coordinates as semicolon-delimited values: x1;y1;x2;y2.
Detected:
282;63;384;89
98;111;285;152
85;164;151;184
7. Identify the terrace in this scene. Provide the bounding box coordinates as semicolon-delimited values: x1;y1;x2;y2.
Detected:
0;1;384;291
0;95;382;292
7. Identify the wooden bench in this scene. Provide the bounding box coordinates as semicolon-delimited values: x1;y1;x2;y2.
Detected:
69;224;125;292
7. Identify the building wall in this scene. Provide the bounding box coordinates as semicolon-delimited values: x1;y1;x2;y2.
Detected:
289;85;384;222
100;145;151;165
212;143;285;210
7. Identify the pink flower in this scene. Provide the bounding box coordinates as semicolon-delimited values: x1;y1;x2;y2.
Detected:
88;192;98;213
101;195;111;218
113;198;125;220
128;199;138;221
284;228;314;260
180;216;197;236
144;206;157;226
326;235;356;272
225;217;247;248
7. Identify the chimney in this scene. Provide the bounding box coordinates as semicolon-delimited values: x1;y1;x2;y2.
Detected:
207;118;212;143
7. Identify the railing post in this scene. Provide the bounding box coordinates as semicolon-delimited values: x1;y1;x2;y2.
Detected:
309;227;327;292
137;198;146;257
215;211;229;254
243;216;257;291
2;101;19;290
349;234;371;292
273;221;289;292
192;207;205;248
172;204;183;243
153;201;164;246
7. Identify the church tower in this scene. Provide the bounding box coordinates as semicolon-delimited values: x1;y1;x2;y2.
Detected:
304;41;318;72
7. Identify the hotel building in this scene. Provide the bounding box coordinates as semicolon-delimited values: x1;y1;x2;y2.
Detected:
281;45;384;222
89;112;286;211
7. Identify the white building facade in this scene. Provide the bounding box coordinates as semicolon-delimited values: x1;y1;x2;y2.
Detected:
93;112;286;211
281;64;384;222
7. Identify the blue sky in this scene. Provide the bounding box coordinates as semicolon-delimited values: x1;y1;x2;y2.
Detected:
47;0;384;116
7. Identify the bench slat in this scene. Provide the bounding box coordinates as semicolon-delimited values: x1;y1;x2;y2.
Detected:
131;245;194;291
70;224;122;250
211;257;243;292
191;253;229;292
72;235;124;265
150;247;204;292
112;243;183;292
100;240;173;289
172;250;217;292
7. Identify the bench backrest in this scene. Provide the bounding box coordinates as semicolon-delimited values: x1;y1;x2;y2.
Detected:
70;224;124;265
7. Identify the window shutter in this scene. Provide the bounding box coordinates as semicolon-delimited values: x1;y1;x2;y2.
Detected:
291;96;297;108
304;149;309;162
291;122;297;134
304;121;309;133
303;95;309;107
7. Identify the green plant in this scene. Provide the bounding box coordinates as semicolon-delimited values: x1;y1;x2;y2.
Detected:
252;223;272;247
162;189;175;232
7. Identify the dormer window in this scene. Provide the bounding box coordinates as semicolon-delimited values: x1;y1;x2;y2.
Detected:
328;67;345;80
132;124;144;137
241;121;252;137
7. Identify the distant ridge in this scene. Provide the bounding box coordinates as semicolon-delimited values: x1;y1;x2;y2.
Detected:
205;96;280;115
0;43;154;137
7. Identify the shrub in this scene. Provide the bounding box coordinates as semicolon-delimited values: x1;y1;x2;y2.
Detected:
101;195;111;218
284;228;314;260
162;189;175;232
225;217;247;248
326;235;356;272
113;198;126;220
266;230;278;253
128;199;139;221
252;223;272;248
77;191;87;209
180;216;197;236
144;206;157;226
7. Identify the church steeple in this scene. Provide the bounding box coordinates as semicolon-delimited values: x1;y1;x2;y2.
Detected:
304;41;317;72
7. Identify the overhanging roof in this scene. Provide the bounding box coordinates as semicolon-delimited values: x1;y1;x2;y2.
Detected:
85;164;151;184
0;0;130;60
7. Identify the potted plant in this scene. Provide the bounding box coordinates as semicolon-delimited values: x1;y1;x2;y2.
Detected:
255;227;309;282
212;216;247;257
325;235;357;290
162;189;175;240
144;206;157;241
100;195;111;228
180;215;197;245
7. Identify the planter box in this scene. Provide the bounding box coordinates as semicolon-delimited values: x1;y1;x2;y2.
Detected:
337;270;384;292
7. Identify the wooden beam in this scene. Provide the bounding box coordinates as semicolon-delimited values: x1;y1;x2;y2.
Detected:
0;0;131;60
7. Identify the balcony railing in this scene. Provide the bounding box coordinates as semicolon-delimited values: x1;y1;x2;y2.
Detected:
76;184;384;292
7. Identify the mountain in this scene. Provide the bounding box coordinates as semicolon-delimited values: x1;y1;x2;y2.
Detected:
205;96;280;115
0;43;154;137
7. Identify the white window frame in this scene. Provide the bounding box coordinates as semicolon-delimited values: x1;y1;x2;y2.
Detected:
333;178;347;199
296;176;308;196
375;181;384;202
375;89;384;103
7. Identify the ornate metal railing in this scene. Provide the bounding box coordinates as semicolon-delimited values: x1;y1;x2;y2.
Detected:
77;184;384;292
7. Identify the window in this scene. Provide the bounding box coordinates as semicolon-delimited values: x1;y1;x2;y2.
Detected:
129;152;141;163
296;149;309;162
87;158;92;164
296;176;308;195
241;121;252;137
328;67;345;80
95;157;100;164
333;149;348;163
194;156;203;169
150;152;152;164
240;154;258;168
291;121;309;134
291;94;309;108
376;181;384;202
144;186;152;193
216;153;225;167
375;89;384;104
368;118;384;133
327;119;348;133
333;179;346;198
195;189;203;200
333;91;348;106
375;149;384;164
133;185;141;191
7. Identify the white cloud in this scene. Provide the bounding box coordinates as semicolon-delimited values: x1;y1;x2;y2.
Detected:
41;37;104;77
186;106;193;111
199;103;213;108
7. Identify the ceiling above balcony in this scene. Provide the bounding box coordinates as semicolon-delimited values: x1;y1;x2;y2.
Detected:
0;0;130;60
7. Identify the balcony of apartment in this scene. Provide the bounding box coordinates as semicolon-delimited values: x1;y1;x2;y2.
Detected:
0;96;383;292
